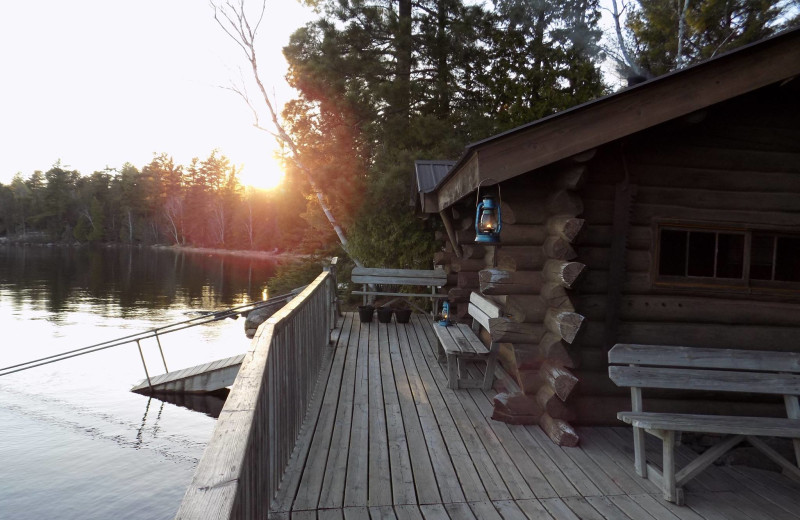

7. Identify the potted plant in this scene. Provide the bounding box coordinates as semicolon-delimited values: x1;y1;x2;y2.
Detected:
376;305;393;323
357;304;374;323
393;302;412;324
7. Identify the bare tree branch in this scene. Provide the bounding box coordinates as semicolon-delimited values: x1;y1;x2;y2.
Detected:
609;0;647;78
676;0;691;68
210;0;363;267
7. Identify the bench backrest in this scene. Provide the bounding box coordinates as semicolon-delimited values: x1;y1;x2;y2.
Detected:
608;344;800;396
351;267;447;287
468;292;501;332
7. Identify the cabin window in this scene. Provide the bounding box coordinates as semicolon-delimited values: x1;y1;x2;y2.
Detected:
750;234;800;282
656;225;800;287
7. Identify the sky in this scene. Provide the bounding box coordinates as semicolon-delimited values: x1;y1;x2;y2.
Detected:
0;1;642;190
0;0;315;189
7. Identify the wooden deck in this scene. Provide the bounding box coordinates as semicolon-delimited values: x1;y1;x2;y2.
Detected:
268;313;800;520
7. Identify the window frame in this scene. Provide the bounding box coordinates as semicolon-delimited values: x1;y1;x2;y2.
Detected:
652;220;800;293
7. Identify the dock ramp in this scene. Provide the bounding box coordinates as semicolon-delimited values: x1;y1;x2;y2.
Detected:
130;353;245;395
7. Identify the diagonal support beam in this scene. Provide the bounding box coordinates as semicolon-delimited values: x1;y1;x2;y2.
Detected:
747;436;800;482
676;434;744;487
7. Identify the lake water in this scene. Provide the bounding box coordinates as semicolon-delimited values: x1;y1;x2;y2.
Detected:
0;246;278;519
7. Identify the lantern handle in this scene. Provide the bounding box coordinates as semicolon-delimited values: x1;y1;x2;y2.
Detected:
476;178;501;208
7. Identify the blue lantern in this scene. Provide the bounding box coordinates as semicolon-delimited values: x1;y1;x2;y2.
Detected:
439;301;451;326
474;193;501;243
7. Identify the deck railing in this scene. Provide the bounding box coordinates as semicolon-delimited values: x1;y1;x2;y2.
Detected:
175;268;337;519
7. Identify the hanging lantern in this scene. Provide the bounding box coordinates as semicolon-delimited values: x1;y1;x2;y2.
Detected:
474;181;502;243
439;301;451;326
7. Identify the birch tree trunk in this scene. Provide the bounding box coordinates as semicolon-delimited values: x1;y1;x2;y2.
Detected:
211;0;364;267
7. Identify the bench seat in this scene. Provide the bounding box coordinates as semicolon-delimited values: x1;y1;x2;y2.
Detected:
436;323;490;358
618;412;800;438
433;292;500;390
609;343;800;505
351;267;447;316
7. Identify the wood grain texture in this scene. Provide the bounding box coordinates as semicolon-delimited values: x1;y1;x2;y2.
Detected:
176;271;336;520
609;344;800;372
249;312;800;519
609;365;800;395
618;412;800;438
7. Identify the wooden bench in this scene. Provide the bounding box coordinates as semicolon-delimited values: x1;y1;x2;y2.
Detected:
351;267;447;316
434;292;501;390
609;343;800;505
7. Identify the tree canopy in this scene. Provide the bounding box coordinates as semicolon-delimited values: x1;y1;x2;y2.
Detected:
281;0;608;268
613;0;798;77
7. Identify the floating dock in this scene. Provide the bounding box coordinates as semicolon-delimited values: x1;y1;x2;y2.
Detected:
130;353;245;394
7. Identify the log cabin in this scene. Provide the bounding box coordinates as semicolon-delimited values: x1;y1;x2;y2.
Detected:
422;28;800;446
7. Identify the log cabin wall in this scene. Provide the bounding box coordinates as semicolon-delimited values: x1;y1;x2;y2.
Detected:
434;162;590;446
571;80;800;425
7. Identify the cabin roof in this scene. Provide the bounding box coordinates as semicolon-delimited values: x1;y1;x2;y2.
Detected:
413;159;456;213
428;27;800;213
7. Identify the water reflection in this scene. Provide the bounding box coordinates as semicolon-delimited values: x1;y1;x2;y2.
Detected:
0;245;277;315
149;390;230;418
0;244;277;520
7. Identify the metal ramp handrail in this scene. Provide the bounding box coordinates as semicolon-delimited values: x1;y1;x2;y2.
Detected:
0;288;303;379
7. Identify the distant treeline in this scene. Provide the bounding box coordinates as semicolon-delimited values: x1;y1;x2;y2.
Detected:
0;151;325;252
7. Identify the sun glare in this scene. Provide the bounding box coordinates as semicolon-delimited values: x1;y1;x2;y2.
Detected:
239;155;286;190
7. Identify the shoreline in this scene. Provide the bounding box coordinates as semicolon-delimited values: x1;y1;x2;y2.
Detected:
152;244;310;262
1;238;309;263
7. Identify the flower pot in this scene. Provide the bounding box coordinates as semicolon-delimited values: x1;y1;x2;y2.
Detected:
357;305;374;323
393;308;412;324
376;306;393;323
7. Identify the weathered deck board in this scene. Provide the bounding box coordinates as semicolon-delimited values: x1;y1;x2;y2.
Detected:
368;322;392;506
318;315;360;510
267;312;800;520
399;319;496;503
344;320;371;508
391;322;440;505
381;324;416;506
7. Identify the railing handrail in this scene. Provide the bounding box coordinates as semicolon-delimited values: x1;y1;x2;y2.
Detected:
0;289;302;377
175;268;336;519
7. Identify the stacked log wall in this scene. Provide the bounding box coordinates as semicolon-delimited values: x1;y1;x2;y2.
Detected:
432;162;590;445
571;84;800;424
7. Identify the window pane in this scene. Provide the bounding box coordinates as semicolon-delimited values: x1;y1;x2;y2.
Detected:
659;229;687;276
687;232;715;277
716;233;744;279
775;237;800;282
750;234;775;280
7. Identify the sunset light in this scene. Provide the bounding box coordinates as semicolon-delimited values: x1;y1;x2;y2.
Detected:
0;0;312;186
239;152;286;190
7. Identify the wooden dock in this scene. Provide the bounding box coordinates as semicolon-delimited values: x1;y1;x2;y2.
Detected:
268;312;800;519
131;353;245;394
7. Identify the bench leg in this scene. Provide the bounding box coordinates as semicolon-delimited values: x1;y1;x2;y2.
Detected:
436;339;445;362
447;354;458;389
661;430;684;505
632;426;647;478
483;352;497;390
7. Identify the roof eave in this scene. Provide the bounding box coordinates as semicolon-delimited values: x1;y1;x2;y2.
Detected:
431;28;800;213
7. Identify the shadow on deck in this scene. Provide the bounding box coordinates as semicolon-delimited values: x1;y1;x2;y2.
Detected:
268;313;800;519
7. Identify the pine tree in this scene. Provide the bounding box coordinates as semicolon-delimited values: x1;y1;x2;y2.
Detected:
626;0;794;76
282;0;607;267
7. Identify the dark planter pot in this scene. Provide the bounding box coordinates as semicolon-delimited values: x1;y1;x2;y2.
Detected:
394;308;412;324
376;306;393;323
357;305;374;323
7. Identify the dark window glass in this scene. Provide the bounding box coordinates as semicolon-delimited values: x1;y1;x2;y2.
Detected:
775;237;800;282
750;234;775;280
687;232;715;277
659;229;687;276
716;233;744;279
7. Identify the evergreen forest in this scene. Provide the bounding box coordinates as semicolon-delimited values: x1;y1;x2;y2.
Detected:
1;0;796;267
